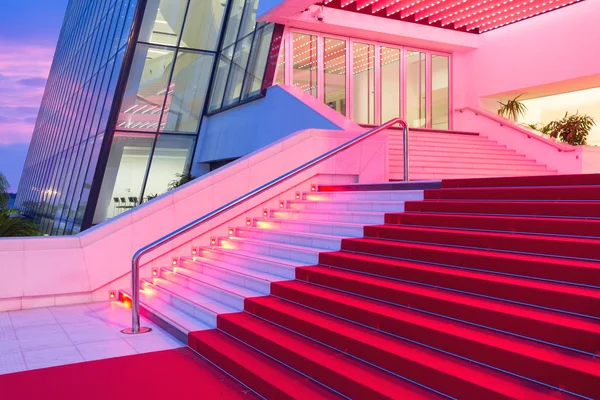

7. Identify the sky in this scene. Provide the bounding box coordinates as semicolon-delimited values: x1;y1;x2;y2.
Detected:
0;0;69;192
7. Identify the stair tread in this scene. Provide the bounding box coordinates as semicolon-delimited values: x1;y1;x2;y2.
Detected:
227;236;329;253
219;312;438;399
295;266;600;335
247;295;599;395
238;226;346;241
258;217;365;228
168;266;262;298
183;255;284;283
150;277;238;314
276;208;385;216
209;247;304;267
189;329;340;399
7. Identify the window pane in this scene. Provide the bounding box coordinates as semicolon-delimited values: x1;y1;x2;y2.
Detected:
380;47;401;123
143;135;195;199
222;0;245;48
324;38;346;116
223;34;253;107
432;54;449;130
274;37;285;86
117;44;175;132
180;0;226;51
139;0;188;46
208;46;234;111
352;42;375;124
292;33;318;98
406;50;426;128
162;51;214;133
92;133;155;224
243;24;274;99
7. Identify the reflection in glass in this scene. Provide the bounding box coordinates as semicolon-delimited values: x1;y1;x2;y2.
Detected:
222;0;245;48
117;44;175;132
143;135;195;198
324;38;346;116
139;0;188;46
93;133;155;224
223;34;254;107
380;47;401;123
243;24;275;98
432;54;449;129
180;0;226;51
292;33;318;98
353;42;375;124
162;51;214;133
406;50;426;128
208;46;234;111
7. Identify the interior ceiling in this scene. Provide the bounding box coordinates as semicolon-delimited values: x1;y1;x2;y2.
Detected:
323;0;585;33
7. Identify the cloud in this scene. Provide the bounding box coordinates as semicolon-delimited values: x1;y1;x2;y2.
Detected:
17;77;47;87
0;41;54;145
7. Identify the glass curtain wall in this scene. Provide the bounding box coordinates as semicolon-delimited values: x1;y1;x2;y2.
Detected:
14;0;139;235
93;0;226;225
208;0;275;112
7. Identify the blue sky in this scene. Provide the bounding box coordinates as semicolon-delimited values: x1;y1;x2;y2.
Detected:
0;0;68;192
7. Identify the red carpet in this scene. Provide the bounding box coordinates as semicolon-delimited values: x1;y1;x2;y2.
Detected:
0;348;257;399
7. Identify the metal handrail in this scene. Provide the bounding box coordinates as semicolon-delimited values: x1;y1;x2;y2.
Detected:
123;118;409;334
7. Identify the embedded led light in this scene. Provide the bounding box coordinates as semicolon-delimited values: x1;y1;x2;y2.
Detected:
311;185;317;192
228;228;234;235
246;219;252;226
279;201;285;208
172;258;178;266
109;290;116;300
191;247;197;256
295;192;301;200
152;268;158;277
263;209;268;217
211;237;216;245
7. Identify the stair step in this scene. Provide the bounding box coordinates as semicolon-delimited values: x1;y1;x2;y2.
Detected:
425;185;600;201
392;152;530;162
304;189;423;201
219;237;323;264
245;295;597;399
404;200;600;218
217;312;439;399
200;247;298;279
291;267;600;355
143;278;237;327
235;227;342;251
407;166;551;175
273;209;386;224
364;224;600;260
383;212;600;238
288;199;406;212
320;251;600;321
402;160;547;170
441;173;600;188
188;329;341;399
254;218;365;237
181;256;279;294
340;237;600;292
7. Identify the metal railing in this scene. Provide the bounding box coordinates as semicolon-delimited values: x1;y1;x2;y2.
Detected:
123;118;409;334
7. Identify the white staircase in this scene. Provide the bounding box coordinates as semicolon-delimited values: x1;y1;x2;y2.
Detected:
120;187;424;336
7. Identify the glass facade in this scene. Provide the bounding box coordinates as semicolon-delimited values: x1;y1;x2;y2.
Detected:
15;0;139;235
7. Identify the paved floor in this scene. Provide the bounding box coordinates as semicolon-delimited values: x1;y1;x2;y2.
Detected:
0;301;183;375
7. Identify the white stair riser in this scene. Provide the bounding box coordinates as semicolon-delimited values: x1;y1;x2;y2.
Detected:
201;249;296;279
274;210;385;224
304;191;423;202
141;282;217;327
235;228;342;251
227;239;320;264
182;260;271;295
255;219;364;237
161;269;244;310
288;201;405;212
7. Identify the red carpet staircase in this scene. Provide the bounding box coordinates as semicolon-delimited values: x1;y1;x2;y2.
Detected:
187;174;600;399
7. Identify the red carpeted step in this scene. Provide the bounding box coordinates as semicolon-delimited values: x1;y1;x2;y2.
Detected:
216;312;438;399
363;224;600;260
383;212;600;238
245;295;599;399
188;329;340;399
340;238;600;291
441;174;600;188
424;185;600;201
292;267;600;354
319;251;600;317
404;200;600;218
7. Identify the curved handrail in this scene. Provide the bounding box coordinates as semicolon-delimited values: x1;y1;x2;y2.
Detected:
456;106;575;153
124;118;409;334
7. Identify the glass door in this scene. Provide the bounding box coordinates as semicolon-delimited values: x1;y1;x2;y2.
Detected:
324;37;347;116
405;50;427;128
292;32;318;98
380;46;402;124
352;42;376;124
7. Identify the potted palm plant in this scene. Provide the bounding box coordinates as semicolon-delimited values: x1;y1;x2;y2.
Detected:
545;112;596;146
497;94;528;122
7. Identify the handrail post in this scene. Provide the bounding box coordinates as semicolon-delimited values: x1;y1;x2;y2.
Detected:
123;118;408;334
